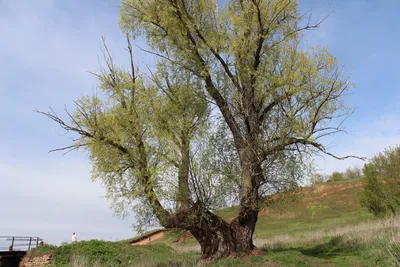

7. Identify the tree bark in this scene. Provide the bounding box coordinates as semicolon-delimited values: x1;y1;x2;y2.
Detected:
231;145;263;251
177;134;191;210
168;195;261;261
189;212;237;260
168;203;237;260
230;210;258;251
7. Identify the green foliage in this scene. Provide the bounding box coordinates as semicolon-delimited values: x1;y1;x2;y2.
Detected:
359;163;389;218
40;42;210;231
53;240;129;266
119;0;353;220
52;240;195;267
331;172;345;182
120;0;352;150
360;146;400;218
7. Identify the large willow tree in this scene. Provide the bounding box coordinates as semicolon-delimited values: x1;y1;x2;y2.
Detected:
117;0;360;258
40;0;362;261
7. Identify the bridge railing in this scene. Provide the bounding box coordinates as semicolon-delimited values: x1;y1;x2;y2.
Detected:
0;236;43;252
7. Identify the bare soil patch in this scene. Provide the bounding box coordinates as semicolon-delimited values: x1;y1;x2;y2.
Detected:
130;231;166;246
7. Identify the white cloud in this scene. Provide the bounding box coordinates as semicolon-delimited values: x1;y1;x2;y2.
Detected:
0;0;140;245
0;155;136;245
0;1;94;78
315;113;400;174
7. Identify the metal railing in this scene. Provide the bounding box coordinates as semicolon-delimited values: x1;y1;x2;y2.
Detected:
0;236;43;252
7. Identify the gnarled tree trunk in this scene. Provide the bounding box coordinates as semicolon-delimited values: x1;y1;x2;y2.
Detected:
168;197;261;260
189;212;237;260
230;210;258;251
168;204;237;260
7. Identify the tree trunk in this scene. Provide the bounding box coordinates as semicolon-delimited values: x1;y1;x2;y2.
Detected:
177;134;191;210
168;203;237;260
232;145;263;251
167;141;264;259
189;211;237;260
230;209;258;251
187;208;260;259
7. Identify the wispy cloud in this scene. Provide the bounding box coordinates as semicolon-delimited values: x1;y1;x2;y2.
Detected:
0;155;136;244
315;112;400;174
0;0;137;245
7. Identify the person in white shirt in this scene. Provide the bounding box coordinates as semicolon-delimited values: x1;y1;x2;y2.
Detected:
72;232;77;242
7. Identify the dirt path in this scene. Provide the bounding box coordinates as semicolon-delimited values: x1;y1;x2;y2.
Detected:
131;231;165;246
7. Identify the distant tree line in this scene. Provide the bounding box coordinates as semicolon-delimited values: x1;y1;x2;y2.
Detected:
310;165;363;185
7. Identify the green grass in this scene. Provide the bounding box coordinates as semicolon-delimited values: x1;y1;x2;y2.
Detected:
136;179;393;266
211;228;400;267
136;179;371;245
28;179;400;266
46;232;399;266
254;180;371;238
45;240;199;267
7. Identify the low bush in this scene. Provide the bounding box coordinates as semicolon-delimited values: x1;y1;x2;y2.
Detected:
360;146;400;218
51;240;197;267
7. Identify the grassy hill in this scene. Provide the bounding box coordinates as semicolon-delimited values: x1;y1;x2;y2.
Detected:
33;179;400;266
129;179;371;247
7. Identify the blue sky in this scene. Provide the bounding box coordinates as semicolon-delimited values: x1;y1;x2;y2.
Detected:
0;0;399;245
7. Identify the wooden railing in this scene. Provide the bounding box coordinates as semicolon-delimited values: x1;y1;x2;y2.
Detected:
0;236;43;252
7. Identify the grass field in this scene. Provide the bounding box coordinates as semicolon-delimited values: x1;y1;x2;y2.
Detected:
29;179;400;266
153;179;372;248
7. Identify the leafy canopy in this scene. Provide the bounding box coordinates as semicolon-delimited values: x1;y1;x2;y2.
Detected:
120;0;354;162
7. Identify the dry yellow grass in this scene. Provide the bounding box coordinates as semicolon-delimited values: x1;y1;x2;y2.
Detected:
163;217;400;256
258;216;400;250
170;243;201;253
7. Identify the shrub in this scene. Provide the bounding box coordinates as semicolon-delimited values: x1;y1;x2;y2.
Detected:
331;172;344;182
54;240;167;266
360;146;400;217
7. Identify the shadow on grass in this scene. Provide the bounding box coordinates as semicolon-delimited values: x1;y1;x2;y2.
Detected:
264;236;362;260
300;242;359;259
